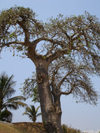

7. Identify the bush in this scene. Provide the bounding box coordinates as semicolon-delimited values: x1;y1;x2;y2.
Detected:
62;124;81;133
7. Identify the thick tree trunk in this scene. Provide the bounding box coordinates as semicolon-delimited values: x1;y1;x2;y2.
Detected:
0;100;2;113
53;94;63;133
0;91;3;113
35;59;63;133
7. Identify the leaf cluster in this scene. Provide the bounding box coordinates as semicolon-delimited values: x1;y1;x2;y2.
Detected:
23;105;41;122
0;7;100;105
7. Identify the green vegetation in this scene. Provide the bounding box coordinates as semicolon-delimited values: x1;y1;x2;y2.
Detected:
0;73;26;122
62;124;81;133
0;122;81;133
23;105;41;122
0;6;100;133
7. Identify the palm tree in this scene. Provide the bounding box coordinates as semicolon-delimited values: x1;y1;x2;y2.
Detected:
0;108;12;122
23;105;41;122
0;72;27;122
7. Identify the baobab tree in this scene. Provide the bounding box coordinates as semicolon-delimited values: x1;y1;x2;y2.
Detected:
0;7;100;133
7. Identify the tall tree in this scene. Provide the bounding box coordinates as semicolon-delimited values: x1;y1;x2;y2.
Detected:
0;73;26;122
0;7;100;133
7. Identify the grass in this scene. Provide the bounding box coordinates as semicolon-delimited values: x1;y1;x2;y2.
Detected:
0;122;81;133
0;122;46;133
13;122;46;133
62;124;81;133
0;122;20;133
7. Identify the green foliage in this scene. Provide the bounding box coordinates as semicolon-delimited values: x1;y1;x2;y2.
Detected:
23;105;41;122
0;109;12;122
62;124;81;133
0;6;35;26
21;73;40;103
0;72;27;122
0;8;100;130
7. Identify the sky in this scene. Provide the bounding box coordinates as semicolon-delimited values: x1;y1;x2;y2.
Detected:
0;0;100;132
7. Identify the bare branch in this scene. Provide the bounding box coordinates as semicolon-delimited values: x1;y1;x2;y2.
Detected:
57;70;74;89
60;86;74;95
17;21;30;43
1;41;25;47
82;30;90;47
61;29;70;40
72;32;83;41
48;48;69;62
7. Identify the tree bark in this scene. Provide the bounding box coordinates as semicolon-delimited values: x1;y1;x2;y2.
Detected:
35;59;63;133
0;91;3;113
53;92;63;133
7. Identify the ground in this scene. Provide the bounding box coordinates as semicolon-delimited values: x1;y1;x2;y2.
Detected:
0;122;46;133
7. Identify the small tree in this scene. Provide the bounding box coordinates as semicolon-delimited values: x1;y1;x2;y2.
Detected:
0;7;100;132
23;105;41;122
0;72;27;122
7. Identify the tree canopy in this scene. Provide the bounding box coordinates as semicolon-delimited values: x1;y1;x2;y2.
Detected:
0;7;100;133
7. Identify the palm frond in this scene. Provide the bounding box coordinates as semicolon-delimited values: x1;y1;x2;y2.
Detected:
36;112;42;117
35;106;40;113
0;73;27;122
23;112;33;120
23;105;41;122
3;103;18;110
0;109;12;122
0;73;16;100
4;101;27;110
7;96;26;102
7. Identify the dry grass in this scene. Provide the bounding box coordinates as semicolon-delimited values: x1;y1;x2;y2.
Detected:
0;122;46;133
0;122;81;133
0;122;20;133
13;122;46;133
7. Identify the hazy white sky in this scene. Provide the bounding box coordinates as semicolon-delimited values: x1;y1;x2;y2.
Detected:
0;0;100;132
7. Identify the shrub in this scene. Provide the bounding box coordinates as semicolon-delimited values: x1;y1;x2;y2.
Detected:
62;124;81;133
